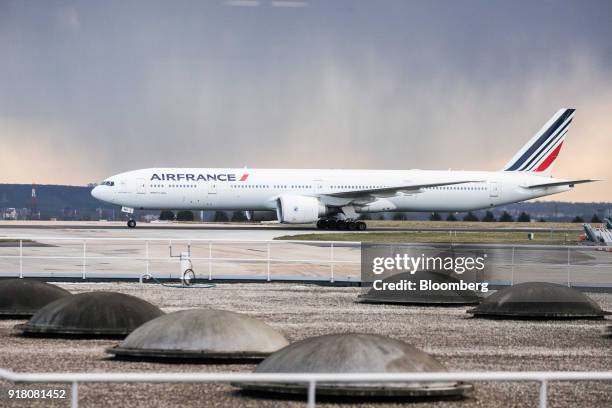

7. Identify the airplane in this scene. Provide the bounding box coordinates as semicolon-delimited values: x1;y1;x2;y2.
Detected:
91;108;597;230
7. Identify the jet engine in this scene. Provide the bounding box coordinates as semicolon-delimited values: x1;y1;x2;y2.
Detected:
276;195;326;224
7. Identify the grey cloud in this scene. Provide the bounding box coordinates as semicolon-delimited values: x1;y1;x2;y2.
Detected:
0;0;610;201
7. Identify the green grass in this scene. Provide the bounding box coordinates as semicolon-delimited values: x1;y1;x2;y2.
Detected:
353;220;582;230
275;231;580;245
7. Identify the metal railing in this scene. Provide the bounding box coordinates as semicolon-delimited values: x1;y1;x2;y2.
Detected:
504;244;611;286
0;237;361;283
0;237;610;285
1;368;611;408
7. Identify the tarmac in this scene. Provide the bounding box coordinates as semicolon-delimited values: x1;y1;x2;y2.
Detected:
0;282;611;407
0;221;297;240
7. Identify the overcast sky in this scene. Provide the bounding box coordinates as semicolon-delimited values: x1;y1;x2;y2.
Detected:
1;0;611;201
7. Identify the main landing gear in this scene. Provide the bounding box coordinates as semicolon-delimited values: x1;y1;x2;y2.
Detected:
127;219;137;228
316;219;367;231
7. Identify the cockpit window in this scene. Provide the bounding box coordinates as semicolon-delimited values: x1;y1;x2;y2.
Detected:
100;180;115;186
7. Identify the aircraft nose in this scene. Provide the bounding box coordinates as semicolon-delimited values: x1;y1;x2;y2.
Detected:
91;185;102;200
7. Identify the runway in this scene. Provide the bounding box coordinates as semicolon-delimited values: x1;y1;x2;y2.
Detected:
0;221;296;240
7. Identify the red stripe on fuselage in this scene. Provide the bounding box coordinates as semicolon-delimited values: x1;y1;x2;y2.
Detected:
534;142;563;172
240;173;249;181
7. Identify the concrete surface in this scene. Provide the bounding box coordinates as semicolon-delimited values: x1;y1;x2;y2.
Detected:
0;221;299;240
0;282;611;407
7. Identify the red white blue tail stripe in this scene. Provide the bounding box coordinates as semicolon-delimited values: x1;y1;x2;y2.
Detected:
503;108;574;174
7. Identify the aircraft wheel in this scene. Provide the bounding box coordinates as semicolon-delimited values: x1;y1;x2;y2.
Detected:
357;221;367;231
337;220;347;230
316;219;328;229
348;221;357;231
327;219;337;230
127;219;137;228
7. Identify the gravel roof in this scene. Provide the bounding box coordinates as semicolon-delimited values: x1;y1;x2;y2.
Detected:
0;282;610;407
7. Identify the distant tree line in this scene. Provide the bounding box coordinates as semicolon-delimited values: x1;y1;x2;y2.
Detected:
427;210;532;222
158;210;249;222
571;214;603;223
426;211;604;223
159;210;605;224
159;210;195;221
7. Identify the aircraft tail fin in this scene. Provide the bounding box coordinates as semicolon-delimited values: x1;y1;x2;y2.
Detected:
503;108;575;176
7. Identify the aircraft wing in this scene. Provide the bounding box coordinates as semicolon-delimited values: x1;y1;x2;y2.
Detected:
323;180;483;199
521;179;599;189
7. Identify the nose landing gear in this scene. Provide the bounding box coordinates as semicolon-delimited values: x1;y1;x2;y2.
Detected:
121;207;136;229
316;219;367;231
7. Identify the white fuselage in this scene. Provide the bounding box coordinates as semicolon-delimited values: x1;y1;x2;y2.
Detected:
91;168;572;214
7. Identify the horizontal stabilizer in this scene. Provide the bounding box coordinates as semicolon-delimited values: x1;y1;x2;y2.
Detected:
521;179;599;189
